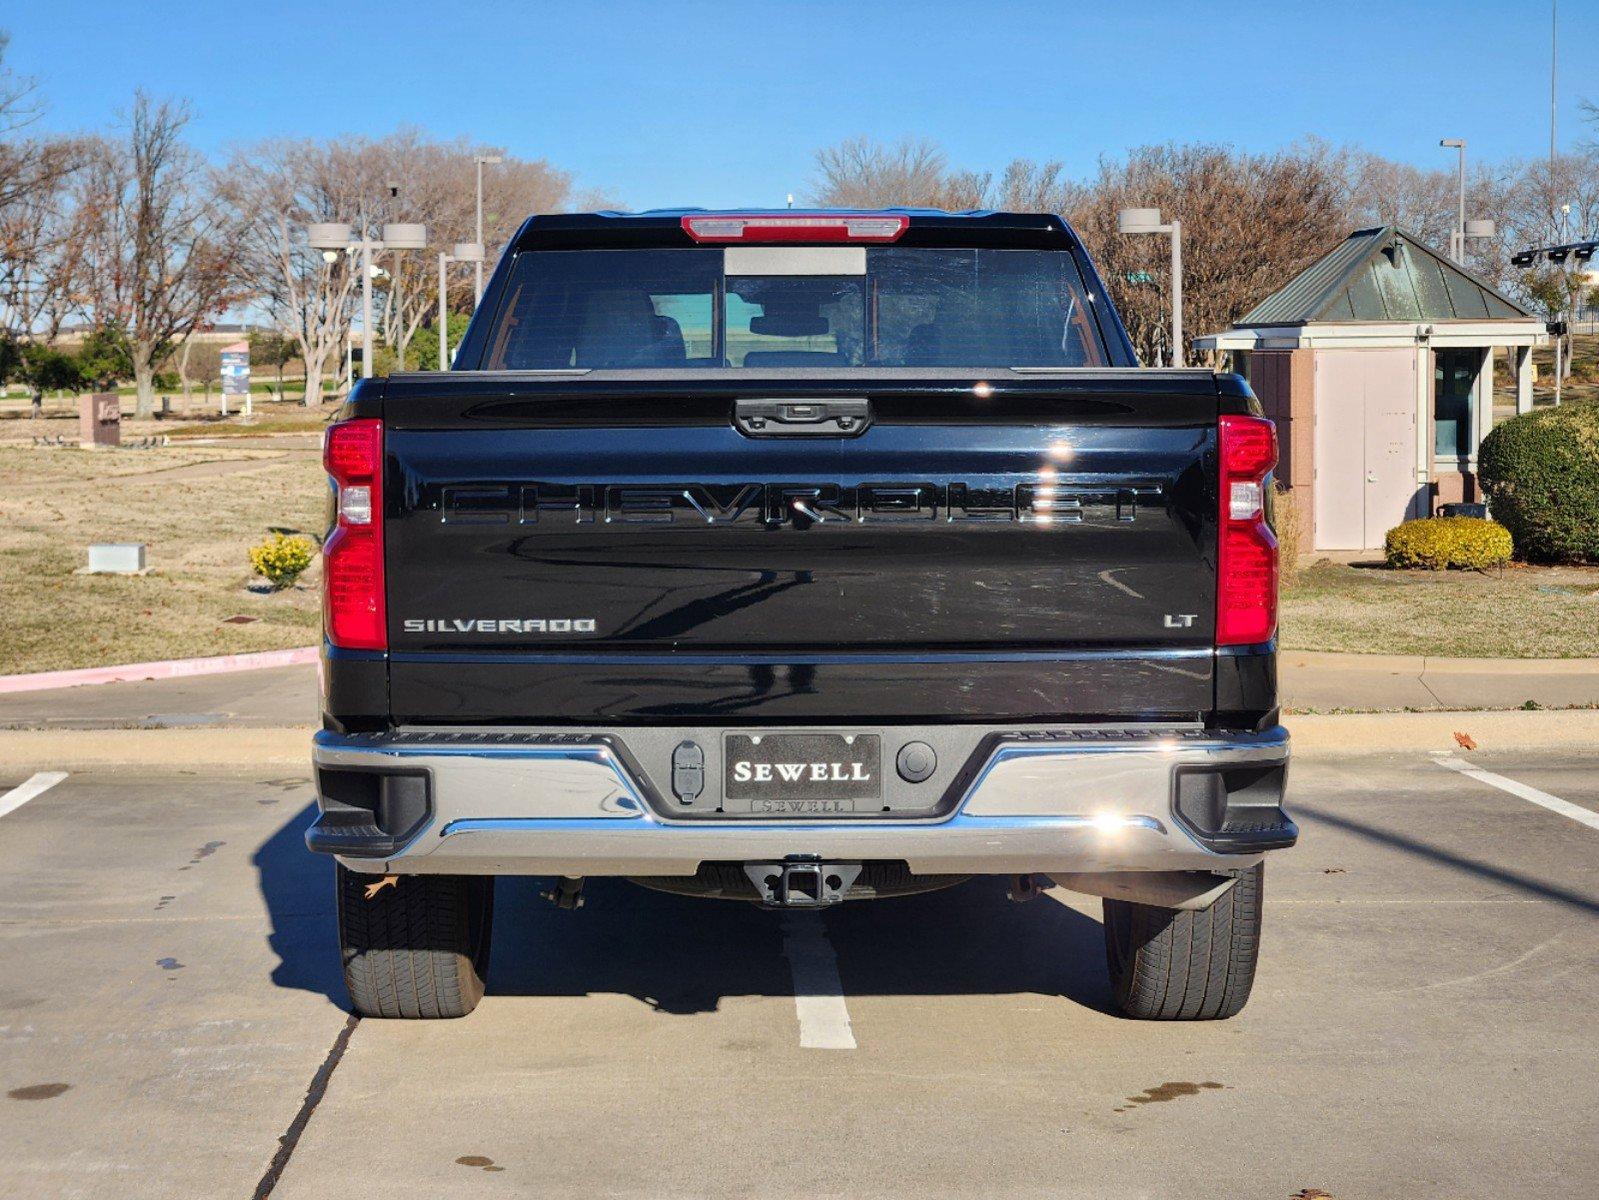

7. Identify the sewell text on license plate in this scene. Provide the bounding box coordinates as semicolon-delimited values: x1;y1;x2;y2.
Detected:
723;732;881;812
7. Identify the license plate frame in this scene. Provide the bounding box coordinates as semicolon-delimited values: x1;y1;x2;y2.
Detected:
722;732;882;814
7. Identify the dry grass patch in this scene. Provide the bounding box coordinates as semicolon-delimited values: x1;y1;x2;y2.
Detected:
1282;560;1599;658
0;445;326;673
6;441;1595;673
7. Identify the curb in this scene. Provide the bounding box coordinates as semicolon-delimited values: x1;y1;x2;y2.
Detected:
1;711;1594;771
1282;650;1599;675
1284;709;1599;754
0;647;318;695
0;728;316;768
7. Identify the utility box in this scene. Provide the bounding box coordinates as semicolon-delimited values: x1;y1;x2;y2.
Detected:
79;393;121;449
1195;227;1547;552
87;543;147;574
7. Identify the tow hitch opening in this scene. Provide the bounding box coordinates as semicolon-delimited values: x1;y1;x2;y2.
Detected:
743;858;862;906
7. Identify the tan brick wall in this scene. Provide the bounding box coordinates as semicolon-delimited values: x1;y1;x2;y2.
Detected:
1428;470;1479;510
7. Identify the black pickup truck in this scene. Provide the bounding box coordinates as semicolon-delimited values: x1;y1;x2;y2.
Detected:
308;209;1294;1021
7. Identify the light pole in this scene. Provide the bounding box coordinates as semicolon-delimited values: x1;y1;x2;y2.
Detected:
473;154;503;306
1117;207;1183;367
306;222;427;379
437;243;484;370
1440;138;1467;262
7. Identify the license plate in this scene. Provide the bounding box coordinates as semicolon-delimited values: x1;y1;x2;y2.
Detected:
724;733;881;812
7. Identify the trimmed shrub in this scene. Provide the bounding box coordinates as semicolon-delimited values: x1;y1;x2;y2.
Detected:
249;533;315;588
1384;517;1512;571
1478;400;1599;563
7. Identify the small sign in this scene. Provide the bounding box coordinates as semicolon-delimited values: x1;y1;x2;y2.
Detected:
87;543;147;574
220;340;251;416
78;393;121;448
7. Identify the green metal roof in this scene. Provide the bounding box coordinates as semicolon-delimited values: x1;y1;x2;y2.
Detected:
1237;226;1531;326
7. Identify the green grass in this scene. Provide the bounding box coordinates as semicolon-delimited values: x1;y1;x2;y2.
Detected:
1281;560;1599;658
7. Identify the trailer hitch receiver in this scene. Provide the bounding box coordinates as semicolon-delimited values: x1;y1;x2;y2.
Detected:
743;858;862;906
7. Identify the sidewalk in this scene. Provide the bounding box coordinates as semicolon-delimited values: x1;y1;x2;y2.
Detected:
0;652;1593;732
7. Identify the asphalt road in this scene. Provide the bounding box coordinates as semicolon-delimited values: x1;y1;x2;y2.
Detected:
1;748;1596;1199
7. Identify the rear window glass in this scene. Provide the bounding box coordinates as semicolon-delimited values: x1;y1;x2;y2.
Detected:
480;247;1107;369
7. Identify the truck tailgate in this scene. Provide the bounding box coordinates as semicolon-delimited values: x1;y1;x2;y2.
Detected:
379;371;1220;723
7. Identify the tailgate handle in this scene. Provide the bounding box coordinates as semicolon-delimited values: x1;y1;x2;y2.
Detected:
734;398;871;438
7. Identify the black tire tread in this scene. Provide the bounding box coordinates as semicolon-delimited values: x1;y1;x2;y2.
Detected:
1103;863;1263;1021
336;868;492;1019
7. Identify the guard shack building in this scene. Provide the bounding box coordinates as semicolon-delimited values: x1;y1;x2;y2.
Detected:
1196;227;1546;552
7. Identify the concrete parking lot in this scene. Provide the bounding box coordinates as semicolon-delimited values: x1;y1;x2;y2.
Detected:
1;744;1597;1199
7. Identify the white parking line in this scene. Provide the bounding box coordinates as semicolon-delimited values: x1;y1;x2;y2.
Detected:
781;912;856;1050
1433;754;1599;833
0;771;68;821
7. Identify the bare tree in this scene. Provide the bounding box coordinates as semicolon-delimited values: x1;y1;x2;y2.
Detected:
1344;150;1457;247
0;29;42;138
0;33;87;349
808;136;1355;364
220;136;378;405
993;158;1086;214
223;130;578;389
75;93;242;416
810;137;976;208
812;142;1089;216
368;133;576;363
1069;144;1354;364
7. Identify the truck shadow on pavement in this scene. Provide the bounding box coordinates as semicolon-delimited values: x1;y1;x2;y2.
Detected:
486;875;1116;1015
253;800;345;1006
254;803;1113;1014
255;791;1599;1015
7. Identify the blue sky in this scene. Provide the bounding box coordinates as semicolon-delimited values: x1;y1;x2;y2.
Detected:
5;0;1593;208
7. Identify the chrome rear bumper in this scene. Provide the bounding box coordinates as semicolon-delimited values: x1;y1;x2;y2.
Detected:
309;724;1292;876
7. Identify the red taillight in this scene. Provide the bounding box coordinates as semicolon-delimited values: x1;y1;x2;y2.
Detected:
680;213;909;243
325;417;381;483
323;418;385;650
1216;414;1278;647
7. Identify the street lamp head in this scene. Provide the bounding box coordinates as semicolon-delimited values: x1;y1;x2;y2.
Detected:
1118;207;1164;235
474;155;504;165
382;223;428;250
306;222;353;250
1440;138;1466;149
452;242;485;262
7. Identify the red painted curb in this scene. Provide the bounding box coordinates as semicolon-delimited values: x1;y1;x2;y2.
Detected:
0;646;318;694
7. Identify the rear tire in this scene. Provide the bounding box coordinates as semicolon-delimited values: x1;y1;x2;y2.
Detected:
1103;863;1263;1020
336;866;494;1019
